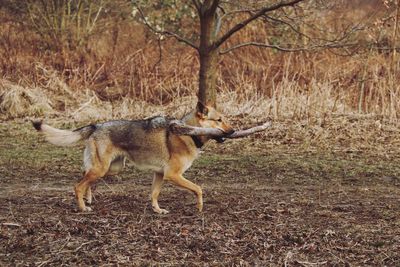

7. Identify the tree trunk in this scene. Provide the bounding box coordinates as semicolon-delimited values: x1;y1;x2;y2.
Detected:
198;6;218;107
198;49;218;107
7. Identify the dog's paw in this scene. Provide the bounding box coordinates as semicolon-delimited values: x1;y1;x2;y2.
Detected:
159;209;169;214
197;203;203;212
153;208;169;214
80;206;93;212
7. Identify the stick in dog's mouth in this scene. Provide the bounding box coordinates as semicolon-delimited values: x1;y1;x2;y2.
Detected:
168;120;272;140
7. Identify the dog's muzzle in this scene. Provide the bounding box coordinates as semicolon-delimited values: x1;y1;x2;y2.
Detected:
214;136;226;143
214;129;235;143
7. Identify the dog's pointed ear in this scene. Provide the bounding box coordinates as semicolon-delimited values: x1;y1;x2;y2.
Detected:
197;102;209;116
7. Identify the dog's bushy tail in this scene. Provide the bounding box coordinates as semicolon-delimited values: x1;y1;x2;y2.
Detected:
32;121;96;146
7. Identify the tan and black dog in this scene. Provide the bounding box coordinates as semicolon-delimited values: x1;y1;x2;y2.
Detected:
32;102;234;214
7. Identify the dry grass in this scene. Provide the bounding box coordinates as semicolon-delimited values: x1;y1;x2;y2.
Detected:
1;52;397;123
0;1;399;124
0;80;54;119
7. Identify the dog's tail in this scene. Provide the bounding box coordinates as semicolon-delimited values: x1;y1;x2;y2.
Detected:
32;121;96;146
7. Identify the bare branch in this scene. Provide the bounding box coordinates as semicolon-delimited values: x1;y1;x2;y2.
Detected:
169;120;272;139
220;9;254;21
263;14;363;45
218;6;369;55
213;0;304;49
219;11;366;55
263;5;375;45
220;42;310;54
191;0;201;12
220;41;360;55
210;0;220;14
228;122;272;138
214;8;222;37
263;15;313;42
136;7;199;50
169;120;225;136
201;0;220;14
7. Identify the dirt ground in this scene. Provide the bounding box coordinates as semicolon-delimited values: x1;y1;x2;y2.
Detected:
1;119;400;266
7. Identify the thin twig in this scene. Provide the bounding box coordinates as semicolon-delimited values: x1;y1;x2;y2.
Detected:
57;234;71;252
2;222;21;227
232;208;257;214
136;6;198;50
214;0;304;49
220;41;359;55
74;241;97;253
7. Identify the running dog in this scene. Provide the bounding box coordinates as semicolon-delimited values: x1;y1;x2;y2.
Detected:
32;102;234;214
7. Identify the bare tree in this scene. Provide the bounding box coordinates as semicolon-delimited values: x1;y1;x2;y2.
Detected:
133;0;362;107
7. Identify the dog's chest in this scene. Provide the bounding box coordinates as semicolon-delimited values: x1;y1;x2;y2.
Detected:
180;149;200;172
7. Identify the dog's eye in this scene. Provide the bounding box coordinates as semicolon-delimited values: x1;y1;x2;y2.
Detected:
217;118;222;122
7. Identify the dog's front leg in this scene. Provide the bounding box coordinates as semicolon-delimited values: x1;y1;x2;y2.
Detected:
164;171;203;212
151;172;169;214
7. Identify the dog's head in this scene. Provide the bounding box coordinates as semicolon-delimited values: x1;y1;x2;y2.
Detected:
196;102;234;142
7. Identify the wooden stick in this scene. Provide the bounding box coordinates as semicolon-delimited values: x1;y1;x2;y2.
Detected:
169;120;272;138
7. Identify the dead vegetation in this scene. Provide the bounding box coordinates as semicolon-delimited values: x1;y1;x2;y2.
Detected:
1;1;400;122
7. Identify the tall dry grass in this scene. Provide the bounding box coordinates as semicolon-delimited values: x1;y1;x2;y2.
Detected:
2;51;398;123
0;1;399;123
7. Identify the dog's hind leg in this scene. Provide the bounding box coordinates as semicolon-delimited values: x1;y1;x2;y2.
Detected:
75;172;101;212
82;146;94;205
85;186;93;205
151;172;169;214
75;141;111;212
84;155;124;205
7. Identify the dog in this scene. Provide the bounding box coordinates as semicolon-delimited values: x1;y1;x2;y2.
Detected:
32;102;234;214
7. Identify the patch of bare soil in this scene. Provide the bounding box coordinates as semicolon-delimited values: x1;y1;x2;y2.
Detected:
1;121;400;266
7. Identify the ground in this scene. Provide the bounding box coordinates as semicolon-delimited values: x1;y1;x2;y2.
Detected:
0;119;400;266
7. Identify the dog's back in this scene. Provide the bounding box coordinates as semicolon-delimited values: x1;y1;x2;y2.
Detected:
92;117;171;172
